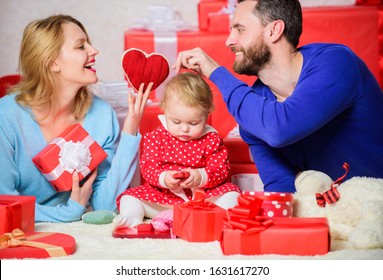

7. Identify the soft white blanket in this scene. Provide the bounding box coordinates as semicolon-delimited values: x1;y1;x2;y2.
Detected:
33;220;383;260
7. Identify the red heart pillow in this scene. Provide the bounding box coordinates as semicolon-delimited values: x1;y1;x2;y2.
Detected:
121;48;170;92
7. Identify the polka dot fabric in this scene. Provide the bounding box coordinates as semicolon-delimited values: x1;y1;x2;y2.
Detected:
151;210;173;232
243;191;293;218
116;126;240;209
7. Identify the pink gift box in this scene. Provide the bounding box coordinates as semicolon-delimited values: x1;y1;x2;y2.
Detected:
32;124;108;192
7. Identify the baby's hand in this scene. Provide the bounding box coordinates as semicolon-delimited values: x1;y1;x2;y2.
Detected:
164;171;183;190
172;171;190;179
180;169;201;189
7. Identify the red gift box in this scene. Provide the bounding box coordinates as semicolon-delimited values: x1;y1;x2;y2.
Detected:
112;223;176;239
221;217;330;256
173;190;227;242
32;123;108;192
0;229;76;259
220;194;329;255
198;0;227;30
243;191;294;218
0;195;35;235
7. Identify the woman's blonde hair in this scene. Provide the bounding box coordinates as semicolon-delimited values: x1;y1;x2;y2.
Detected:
161;72;214;114
11;14;93;119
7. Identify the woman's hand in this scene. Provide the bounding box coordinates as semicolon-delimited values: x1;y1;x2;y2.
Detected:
122;82;153;135
70;170;97;207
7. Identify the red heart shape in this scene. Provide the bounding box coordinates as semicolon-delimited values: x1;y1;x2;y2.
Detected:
121;48;170;92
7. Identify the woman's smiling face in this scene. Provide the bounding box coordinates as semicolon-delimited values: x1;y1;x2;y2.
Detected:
52;22;99;87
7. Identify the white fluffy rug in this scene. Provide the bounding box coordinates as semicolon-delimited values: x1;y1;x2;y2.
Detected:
32;220;383;260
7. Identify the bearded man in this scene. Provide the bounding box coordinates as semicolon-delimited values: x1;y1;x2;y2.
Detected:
173;0;383;192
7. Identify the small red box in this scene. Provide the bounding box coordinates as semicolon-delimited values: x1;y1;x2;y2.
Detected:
208;13;231;33
32;124;108;192
221;217;330;256
198;0;226;30
0;195;35;235
173;191;227;242
243;191;294;218
0;229;76;259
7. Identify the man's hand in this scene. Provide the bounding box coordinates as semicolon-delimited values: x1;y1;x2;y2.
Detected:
173;48;220;78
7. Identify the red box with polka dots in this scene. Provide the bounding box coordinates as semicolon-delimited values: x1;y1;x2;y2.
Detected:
243;192;293;218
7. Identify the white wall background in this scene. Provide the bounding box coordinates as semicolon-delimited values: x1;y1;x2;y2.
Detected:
0;0;199;81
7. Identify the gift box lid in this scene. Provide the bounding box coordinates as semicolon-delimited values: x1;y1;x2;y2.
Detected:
112;224;176;239
0;229;76;259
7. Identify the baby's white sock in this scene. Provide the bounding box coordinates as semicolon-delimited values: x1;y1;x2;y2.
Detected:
113;195;144;229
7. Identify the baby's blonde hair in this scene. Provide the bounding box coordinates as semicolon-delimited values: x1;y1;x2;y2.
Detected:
11;14;93;120
161;72;214;114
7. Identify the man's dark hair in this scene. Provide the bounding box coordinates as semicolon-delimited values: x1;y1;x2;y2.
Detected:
238;0;302;48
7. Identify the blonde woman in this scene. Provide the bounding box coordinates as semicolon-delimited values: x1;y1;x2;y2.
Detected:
0;14;152;222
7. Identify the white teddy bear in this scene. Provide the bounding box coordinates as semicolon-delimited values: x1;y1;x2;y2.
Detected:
293;167;383;250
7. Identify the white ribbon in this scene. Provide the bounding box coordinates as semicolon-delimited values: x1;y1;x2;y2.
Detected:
213;0;237;15
208;0;237;32
154;31;177;100
43;135;94;181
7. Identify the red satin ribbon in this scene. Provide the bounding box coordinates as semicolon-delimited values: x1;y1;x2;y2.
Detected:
184;189;215;210
225;194;273;234
0;229;67;257
316;162;349;207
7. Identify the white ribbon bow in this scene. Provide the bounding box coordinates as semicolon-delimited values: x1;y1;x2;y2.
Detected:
59;140;92;173
43;135;94;181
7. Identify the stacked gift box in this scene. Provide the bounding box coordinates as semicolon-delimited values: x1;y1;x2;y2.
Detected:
171;191;330;255
220;193;329;255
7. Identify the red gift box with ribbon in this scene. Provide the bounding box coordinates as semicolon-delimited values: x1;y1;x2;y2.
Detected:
0;229;76;259
0;195;35;235
220;194;329;255
32;123;108;192
173;190;227;242
243;191;294;218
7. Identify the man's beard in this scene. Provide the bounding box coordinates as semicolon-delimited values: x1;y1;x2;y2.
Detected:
233;39;271;76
